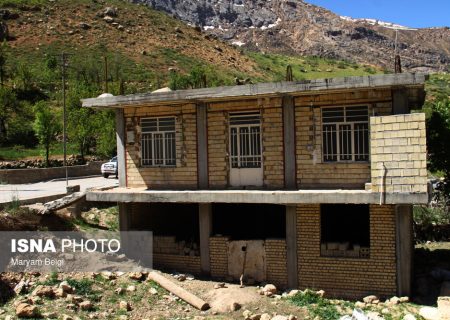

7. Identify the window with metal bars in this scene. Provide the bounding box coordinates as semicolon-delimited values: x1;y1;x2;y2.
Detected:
229;112;262;168
141;117;176;166
322;106;369;162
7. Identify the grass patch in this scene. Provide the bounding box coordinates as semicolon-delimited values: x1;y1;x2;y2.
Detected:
288;290;351;320
0;144;78;161
39;272;60;286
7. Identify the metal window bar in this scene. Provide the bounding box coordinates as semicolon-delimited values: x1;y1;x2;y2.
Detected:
141;117;176;166
322;107;369;162
230;113;261;168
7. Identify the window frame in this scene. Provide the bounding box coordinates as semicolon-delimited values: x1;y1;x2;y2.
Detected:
140;116;177;167
321;105;370;163
228;111;263;169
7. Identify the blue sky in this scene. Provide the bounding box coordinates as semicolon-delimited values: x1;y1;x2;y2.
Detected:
305;0;450;28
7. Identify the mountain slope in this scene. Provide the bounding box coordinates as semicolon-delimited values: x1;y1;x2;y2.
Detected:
134;0;450;73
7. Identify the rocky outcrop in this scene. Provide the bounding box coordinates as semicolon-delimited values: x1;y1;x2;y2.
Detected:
134;0;450;72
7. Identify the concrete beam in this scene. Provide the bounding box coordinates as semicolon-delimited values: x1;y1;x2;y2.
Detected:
396;205;413;297
82;73;427;109
199;204;212;274
116;109;127;187
283;96;296;189
196;103;209;189
86;188;429;205
286;205;298;288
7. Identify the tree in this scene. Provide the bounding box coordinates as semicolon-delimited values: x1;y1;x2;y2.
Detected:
33;101;61;167
427;98;450;201
0;86;17;145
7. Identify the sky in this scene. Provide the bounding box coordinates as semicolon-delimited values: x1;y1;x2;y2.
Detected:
305;0;450;28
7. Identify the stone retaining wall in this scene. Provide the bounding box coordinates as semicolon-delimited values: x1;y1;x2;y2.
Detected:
0;161;103;184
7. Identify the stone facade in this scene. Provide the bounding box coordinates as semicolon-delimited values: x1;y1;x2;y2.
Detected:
370;113;427;193
297;204;397;299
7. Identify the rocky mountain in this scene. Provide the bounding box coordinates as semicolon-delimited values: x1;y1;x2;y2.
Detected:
132;0;450;72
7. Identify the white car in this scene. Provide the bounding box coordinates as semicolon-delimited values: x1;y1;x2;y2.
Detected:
101;156;118;178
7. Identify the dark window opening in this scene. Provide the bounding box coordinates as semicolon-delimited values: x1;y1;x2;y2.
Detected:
212;204;285;240
320;204;370;258
131;203;200;256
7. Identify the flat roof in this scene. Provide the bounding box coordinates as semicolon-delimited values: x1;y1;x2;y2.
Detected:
82;73;427;109
86;188;428;205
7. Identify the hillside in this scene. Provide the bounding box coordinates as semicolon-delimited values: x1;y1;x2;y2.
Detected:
135;0;450;73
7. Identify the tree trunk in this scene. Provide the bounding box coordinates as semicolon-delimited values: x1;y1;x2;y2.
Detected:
0;117;7;144
45;144;50;167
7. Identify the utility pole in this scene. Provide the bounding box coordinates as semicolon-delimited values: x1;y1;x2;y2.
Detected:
104;55;108;93
61;53;69;189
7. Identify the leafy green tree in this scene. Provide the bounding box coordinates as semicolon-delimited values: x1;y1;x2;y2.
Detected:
0;86;17;145
33;101;61;166
427;98;450;194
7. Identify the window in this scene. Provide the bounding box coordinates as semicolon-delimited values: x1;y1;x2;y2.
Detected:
141;117;176;166
229;112;262;168
322;106;369;162
320;204;370;258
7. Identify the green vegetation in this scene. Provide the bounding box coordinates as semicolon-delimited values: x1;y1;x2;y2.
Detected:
247;52;380;82
288;290;350;320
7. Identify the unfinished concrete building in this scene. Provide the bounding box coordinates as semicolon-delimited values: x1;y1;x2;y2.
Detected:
83;73;428;299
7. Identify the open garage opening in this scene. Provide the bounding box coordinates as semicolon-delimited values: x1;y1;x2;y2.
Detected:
212;203;286;240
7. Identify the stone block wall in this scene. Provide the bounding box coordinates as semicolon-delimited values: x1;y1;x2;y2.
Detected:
153;254;201;274
207;98;284;189
297;204;397;299
265;239;288;288
124;104;198;189
294;89;393;189
210;236;229;278
370;113;427;193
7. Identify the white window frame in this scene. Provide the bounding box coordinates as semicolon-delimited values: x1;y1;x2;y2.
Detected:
229;112;262;169
141;117;176;167
322;106;369;163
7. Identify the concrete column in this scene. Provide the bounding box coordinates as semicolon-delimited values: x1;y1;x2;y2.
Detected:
196;103;209;189
395;204;413;297
283;95;296;189
199;203;212;274
118;203;131;231
392;88;409;115
286;205;298;288
115;109;126;187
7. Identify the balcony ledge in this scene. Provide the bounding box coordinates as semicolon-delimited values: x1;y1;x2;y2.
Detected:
86;187;428;205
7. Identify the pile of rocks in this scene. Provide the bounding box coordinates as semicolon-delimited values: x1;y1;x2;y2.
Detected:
0;155;88;169
243;309;297;320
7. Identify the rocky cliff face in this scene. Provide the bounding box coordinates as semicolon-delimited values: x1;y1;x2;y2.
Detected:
132;0;450;72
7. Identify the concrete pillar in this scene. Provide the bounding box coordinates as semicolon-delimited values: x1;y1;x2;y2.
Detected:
395;204;413;297
115;109;126;187
199;203;212;274
118;203;131;231
392;88;409;115
286;205;298;288
283;95;296;189
196;103;209;189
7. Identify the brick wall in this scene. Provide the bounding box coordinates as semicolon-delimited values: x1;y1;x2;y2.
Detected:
294;89;392;189
153;253;201;274
265;239;288;288
297;204;397;299
124;105;198;189
207;98;284;189
370;113;427;193
210;236;229;278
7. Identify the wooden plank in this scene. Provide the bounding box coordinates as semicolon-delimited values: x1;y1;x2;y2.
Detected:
196;103;209;189
283;95;296;189
83;73;427;108
395;204;413;297
199;203;212;274
286;205;298;288
116;109;127;187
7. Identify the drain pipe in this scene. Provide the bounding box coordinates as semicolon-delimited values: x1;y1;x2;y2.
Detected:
379;162;387;205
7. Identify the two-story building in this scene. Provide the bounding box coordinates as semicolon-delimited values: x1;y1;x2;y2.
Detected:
83;73;428;299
